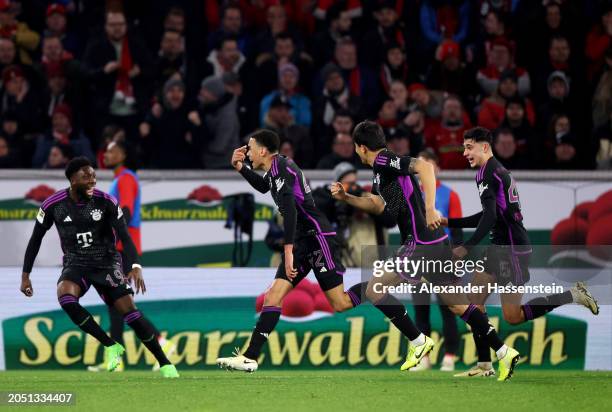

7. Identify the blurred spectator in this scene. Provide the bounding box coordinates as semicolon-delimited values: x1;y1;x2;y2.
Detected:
398;109;426;157
386;133;410;156
426;40;477;108
311;3;354;67
388;80;410;119
546;113;579;169
313;62;363;142
537;70;581;136
592;47;612;131
476;37;530;96
0;64;42;133
197;75;240;169
254;32;314;101
206;5;251;56
379;42;416;97
0;0;39;65
279;139;295;159
0;134;18;167
377;100;399;130
585;4;612;82
318;108;354;158
316;132;361;169
260;63;311;128
478;69;535;131
500;96;538;159
595;119;612;169
202;35;247;81
82;10;153;141
420;0;470;52
0;37;17;72
407;83;444;121
44;142;72;169
252;5;302;59
44;3;80;57
532;35;585;105
140;78;201;169
96;124;126;169
331;37;379;114
153;29;198;101
262;94;311;167
425;95;468;169
32;103;93;167
472;9;510;67
493;128;528;169
361;1;407;68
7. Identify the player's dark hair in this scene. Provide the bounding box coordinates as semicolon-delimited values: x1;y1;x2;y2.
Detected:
251;129;280;153
464;127;493;144
352;120;387;151
65;156;93;180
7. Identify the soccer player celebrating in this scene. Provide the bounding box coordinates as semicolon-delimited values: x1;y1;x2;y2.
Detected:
446;127;599;377
217;130;436;373
85;141;175;372
332;120;520;381
20;157;179;378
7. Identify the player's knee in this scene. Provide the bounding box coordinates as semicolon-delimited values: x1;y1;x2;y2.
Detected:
503;310;524;325
263;291;283;307
331;299;351;313
446;305;464;316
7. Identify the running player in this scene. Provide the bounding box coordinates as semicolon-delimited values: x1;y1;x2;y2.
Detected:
20;157;179;378
217;129;434;373
332;120;520;381
446;127;599;377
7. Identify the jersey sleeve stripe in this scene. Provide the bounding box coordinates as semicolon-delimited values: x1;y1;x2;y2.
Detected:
41;192;68;210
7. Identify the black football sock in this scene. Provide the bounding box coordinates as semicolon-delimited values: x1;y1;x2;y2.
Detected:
108;306;125;346
461;304;504;353
473;329;492;363
522;291;573;320
347;282;368;307
373;294;422;342
243;306;281;360
124;310;170;366
59;294;115;347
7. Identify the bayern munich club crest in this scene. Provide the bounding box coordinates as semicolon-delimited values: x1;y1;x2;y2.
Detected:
91;209;103;221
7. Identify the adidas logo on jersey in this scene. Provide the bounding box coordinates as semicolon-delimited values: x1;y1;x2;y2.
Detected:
390;158;401;170
320;267;327;272
275;178;285;191
478;182;488;197
63;216;72;222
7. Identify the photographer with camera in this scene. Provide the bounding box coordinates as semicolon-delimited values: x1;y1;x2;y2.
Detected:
312;162;394;267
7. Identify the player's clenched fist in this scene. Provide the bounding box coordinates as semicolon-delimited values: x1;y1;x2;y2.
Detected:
231;146;247;171
425;207;441;230
20;273;33;297
330;182;347;201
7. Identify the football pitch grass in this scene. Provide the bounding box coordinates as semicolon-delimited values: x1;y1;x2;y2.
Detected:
1;370;611;411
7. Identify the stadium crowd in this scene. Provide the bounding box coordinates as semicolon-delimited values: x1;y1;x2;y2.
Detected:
0;0;610;170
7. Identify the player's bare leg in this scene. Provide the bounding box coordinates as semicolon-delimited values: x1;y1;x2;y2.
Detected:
113;295;179;378
217;279;293;372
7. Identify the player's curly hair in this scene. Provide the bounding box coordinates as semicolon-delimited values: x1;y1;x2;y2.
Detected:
65;156;93;180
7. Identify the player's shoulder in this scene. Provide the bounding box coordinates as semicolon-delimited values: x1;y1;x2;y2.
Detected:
276;155;301;178
41;189;69;211
92;188;118;206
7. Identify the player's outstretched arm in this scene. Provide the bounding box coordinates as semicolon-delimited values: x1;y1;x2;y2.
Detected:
232;146;270;194
447;212;483;228
21;223;48;297
331;182;385;215
463;196;497;247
